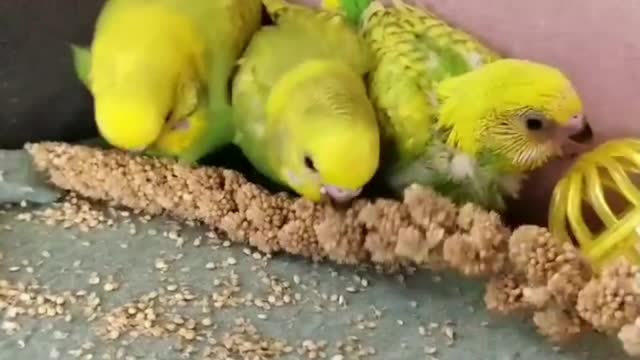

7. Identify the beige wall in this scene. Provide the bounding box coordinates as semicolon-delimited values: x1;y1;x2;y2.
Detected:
299;0;640;225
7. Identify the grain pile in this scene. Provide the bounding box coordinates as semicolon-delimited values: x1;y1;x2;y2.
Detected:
26;142;508;274
24;142;640;356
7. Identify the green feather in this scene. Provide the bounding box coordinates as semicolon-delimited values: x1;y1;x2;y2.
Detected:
339;0;372;25
385;141;521;212
186;55;238;163
69;44;92;87
415;35;472;82
181;103;236;164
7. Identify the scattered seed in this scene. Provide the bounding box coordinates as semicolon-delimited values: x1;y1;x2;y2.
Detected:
444;326;454;338
88;273;101;285
103;282;118;292
424;346;438;355
419;326;427;336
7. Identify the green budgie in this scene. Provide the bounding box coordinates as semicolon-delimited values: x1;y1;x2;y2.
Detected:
323;0;593;211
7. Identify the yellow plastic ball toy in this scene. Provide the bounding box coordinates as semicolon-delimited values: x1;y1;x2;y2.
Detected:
549;138;640;271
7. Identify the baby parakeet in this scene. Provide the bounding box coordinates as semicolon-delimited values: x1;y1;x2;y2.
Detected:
70;0;262;163
326;0;594;211
230;0;380;203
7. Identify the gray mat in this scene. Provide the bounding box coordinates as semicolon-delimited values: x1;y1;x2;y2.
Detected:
0;148;627;359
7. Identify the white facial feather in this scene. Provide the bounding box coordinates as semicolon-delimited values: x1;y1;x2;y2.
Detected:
448;153;476;180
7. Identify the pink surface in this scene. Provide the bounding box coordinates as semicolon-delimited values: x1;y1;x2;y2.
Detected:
295;0;640;225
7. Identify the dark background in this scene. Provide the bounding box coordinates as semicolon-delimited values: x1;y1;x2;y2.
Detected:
0;0;107;149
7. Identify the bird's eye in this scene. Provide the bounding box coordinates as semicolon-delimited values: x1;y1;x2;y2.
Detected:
304;155;317;172
525;118;544;131
165;110;173;123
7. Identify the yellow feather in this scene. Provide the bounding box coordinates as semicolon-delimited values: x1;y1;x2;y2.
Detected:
147;108;208;157
322;0;341;11
232;0;379;202
85;0;262;160
436;59;584;170
90;3;205;150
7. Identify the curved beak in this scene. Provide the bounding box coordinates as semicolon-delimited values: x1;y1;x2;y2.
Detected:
557;115;594;157
565;115;594;144
321;185;363;204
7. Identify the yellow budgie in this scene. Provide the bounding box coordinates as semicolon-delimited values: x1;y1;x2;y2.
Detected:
70;0;262;163
323;0;594;211
229;0;380;203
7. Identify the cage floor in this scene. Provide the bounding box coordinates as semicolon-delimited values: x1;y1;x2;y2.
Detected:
0;148;627;360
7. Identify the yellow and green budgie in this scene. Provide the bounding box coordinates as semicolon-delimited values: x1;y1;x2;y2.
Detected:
324;0;594;211
70;0;262;164
228;0;380;203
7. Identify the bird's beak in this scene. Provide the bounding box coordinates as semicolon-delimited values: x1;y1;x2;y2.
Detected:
557;114;594;157
320;185;363;204
565;114;594;144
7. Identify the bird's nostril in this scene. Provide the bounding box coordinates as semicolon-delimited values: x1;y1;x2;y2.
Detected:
569;121;594;144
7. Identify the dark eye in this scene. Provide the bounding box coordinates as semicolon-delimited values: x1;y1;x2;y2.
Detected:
164;110;173;123
525;118;544;130
304;155;317;171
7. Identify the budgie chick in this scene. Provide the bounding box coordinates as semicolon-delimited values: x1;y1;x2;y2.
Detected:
70;0;262;163
327;0;593;211
231;0;380;203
